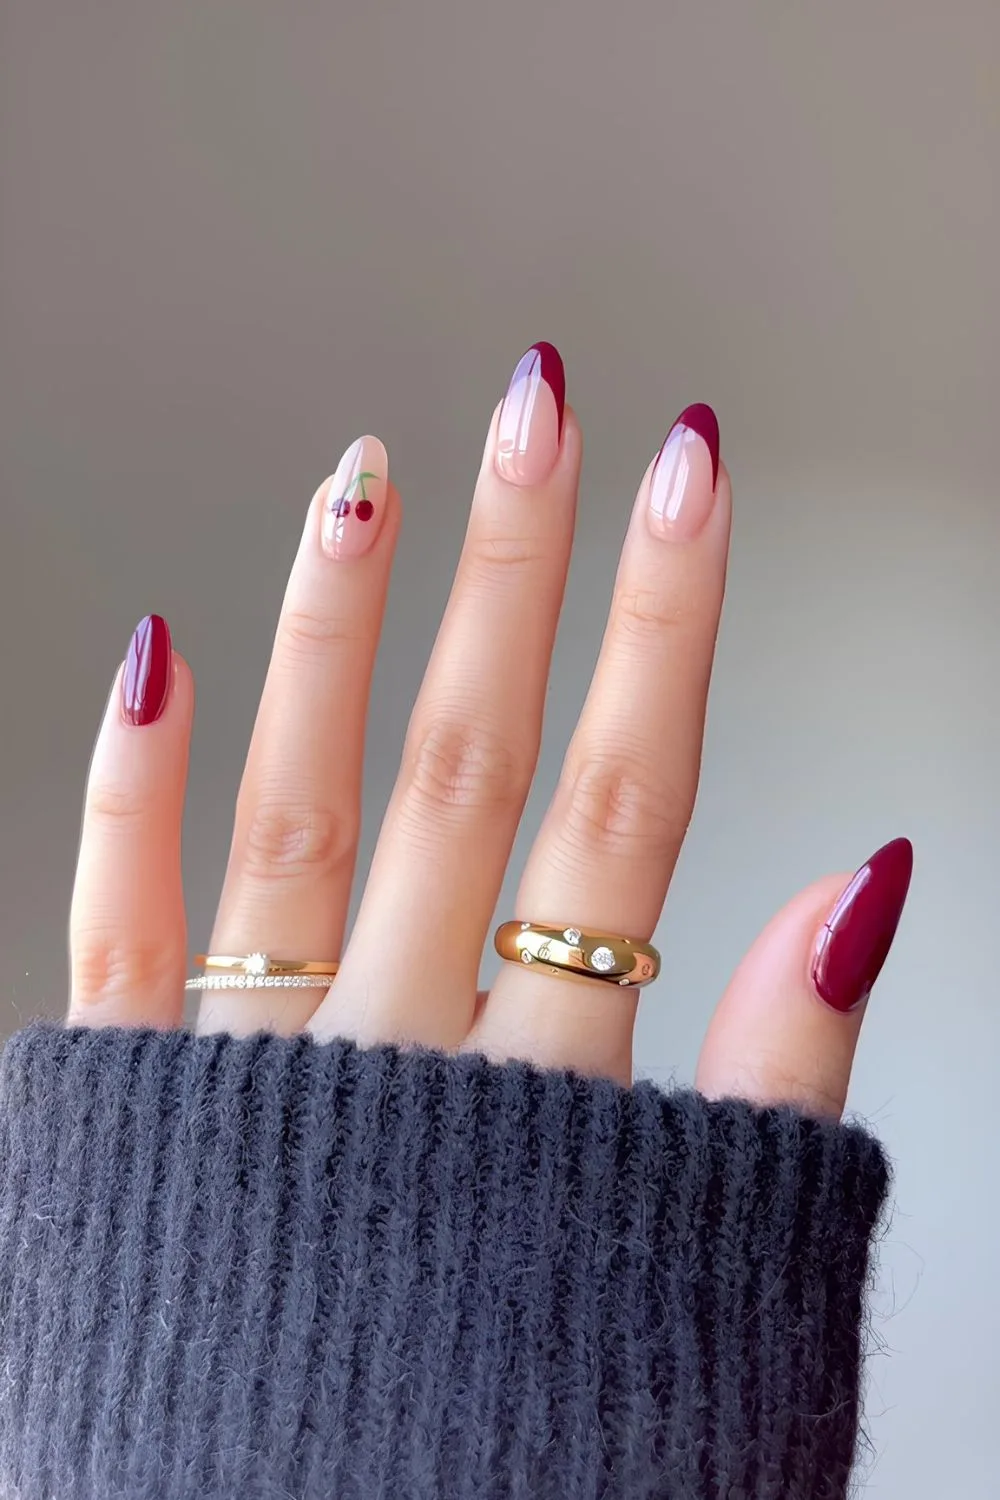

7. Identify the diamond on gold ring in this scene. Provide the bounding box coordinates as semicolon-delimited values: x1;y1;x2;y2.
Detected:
493;921;659;989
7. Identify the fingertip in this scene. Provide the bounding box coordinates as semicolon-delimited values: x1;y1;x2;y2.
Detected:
695;870;866;1119
169;650;196;717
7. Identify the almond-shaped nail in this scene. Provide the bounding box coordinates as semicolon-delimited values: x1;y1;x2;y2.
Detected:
122;614;172;726
495;341;565;487
811;837;913;1012
647;402;720;541
321;436;388;560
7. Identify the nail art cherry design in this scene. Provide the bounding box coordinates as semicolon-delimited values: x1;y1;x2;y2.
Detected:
331;471;380;520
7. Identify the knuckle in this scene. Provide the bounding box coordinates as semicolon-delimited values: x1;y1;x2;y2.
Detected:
400;718;530;822
86;782;150;828
279;606;363;657
558;754;692;863
72;933;180;1005
615;584;688;643
240;799;357;883
463;528;547;580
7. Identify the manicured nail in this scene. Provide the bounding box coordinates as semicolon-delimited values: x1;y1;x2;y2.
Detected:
321;435;388;560
647;402;720;541
495;341;565;487
122;614;172;727
811;837;913;1012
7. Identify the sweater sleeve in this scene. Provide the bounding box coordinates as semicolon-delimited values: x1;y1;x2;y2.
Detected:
0;1022;889;1500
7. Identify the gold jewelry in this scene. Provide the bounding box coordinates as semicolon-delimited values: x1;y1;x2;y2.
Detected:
184;973;337;992
493;922;660;988
194;953;340;976
184;951;339;993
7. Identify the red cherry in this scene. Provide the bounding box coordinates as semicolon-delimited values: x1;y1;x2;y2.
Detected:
355;499;374;522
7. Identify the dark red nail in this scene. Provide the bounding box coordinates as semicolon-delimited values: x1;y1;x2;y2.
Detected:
517;341;565;436
811;837;913;1012
670;403;720;489
122;614;172;726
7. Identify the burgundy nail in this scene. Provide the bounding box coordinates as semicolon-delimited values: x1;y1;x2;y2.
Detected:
811;837;913;1012
669;403;720;490
122;614;172;726
530;341;566;436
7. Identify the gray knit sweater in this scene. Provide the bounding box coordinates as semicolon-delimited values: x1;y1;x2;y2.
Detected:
0;1023;889;1499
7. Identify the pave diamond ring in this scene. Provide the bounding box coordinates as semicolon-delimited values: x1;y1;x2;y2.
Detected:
184;952;340;993
493;923;660;989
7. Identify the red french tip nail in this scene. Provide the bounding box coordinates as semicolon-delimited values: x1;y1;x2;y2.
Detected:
122;614;172;726
811;837;913;1013
668;402;720;489
524;341;565;436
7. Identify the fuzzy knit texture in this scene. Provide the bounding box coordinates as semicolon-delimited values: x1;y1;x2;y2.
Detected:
0;1023;890;1500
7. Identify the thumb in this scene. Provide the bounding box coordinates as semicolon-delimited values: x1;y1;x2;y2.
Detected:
695;838;913;1119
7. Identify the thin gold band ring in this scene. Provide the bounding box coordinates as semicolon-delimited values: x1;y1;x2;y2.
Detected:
193;953;340;977
184;973;337;993
493;922;660;988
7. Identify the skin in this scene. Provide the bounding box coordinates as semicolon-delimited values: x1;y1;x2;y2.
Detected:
67;382;878;1121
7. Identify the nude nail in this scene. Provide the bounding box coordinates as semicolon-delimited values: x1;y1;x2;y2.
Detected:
495;342;565;487
321;436;388;560
647;403;720;542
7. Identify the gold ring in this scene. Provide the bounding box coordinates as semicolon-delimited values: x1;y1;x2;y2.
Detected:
493;922;660;988
184;973;337;993
193;952;340;977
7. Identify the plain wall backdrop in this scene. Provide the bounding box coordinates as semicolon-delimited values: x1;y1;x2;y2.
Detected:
1;2;997;1493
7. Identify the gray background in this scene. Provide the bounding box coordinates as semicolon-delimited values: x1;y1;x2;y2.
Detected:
1;2;997;1493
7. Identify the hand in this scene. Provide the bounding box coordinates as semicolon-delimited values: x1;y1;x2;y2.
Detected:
66;343;910;1113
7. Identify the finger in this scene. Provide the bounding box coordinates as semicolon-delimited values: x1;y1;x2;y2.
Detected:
312;344;578;1048
474;406;729;1082
199;438;399;1037
696;838;913;1118
69;615;192;1029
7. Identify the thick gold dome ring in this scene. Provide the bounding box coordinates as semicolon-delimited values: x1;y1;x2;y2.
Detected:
494;922;660;988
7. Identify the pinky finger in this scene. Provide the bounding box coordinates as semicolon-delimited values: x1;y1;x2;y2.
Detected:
68;615;192;1029
695;838;913;1119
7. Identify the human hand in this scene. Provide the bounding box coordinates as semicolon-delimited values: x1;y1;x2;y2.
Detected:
67;343;910;1115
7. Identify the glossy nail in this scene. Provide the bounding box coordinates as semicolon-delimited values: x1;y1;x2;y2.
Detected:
122;614;172;726
647;403;720;541
321;436;389;560
495;341;565;487
811;837;913;1012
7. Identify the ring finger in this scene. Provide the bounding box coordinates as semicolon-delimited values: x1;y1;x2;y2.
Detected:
198;437;399;1036
473;405;730;1082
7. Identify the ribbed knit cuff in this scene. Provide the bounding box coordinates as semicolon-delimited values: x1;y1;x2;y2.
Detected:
0;1023;889;1500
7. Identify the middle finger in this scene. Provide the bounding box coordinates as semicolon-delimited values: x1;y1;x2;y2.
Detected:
312;344;579;1048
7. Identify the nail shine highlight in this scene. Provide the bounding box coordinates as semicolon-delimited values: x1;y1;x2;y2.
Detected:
495;342;565;487
122;614;172;727
647;403;720;541
811;837;913;1012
